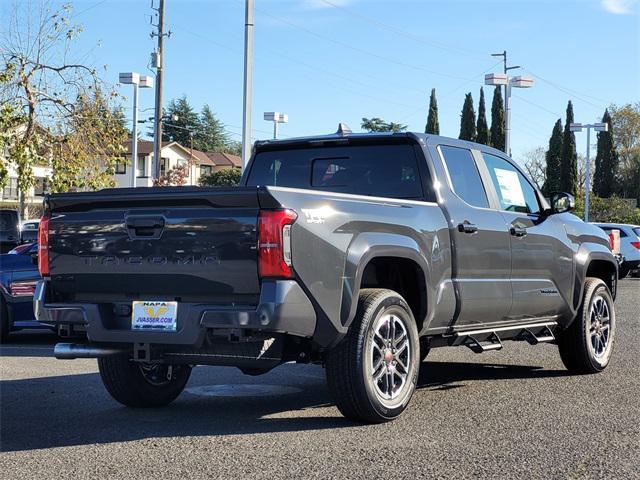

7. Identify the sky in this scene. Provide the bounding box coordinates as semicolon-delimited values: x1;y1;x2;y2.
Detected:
2;0;638;163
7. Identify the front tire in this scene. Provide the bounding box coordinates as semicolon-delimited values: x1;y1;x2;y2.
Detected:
618;266;629;279
557;277;616;374
98;355;191;407
325;289;420;423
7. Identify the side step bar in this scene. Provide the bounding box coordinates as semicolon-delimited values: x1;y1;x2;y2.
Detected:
452;321;557;353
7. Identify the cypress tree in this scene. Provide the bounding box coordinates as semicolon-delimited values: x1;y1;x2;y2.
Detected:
459;92;476;141
593;109;618;198
476;87;489;145
542;119;563;196
489;86;505;152
425;88;439;135
560;101;578;195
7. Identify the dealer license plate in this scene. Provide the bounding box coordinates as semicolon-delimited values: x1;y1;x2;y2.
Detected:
131;301;178;331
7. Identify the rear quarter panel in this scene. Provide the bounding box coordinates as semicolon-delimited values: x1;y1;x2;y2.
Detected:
265;187;453;345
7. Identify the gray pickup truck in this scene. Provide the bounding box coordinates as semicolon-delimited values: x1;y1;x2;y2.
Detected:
35;130;618;423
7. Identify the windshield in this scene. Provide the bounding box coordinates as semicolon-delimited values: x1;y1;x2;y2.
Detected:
246;143;429;200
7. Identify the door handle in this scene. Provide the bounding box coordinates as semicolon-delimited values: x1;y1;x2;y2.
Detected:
457;222;478;234
510;226;527;237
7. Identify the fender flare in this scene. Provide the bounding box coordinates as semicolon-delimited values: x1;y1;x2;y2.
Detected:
568;245;618;324
340;232;431;329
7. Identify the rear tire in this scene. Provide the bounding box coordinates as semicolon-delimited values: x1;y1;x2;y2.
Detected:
98;355;191;408
325;289;420;423
557;277;615;374
0;297;11;344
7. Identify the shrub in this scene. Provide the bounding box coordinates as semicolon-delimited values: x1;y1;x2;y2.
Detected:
573;195;640;224
199;168;241;187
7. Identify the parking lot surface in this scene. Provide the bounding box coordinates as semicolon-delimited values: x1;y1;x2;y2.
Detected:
1;279;639;479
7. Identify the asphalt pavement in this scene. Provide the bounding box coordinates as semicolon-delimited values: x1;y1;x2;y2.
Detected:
1;279;638;479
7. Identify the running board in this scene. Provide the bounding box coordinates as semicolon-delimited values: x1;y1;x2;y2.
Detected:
452;321;557;353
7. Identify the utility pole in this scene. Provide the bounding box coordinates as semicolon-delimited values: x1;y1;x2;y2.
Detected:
241;0;254;171
151;0;169;179
487;51;532;156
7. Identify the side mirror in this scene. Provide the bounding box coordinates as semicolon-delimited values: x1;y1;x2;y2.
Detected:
550;192;575;214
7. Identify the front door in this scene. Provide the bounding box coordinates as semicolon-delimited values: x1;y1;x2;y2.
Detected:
480;152;570;319
436;144;512;328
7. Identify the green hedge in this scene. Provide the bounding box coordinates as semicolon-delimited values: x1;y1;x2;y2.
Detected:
573;195;640;224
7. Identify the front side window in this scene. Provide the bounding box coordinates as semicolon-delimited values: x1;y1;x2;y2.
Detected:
439;145;488;208
482;153;541;214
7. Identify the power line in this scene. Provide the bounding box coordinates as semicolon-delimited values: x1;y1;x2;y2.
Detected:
72;0;109;18
251;3;484;82
397;60;503;123
524;69;608;110
171;23;426;112
317;0;486;59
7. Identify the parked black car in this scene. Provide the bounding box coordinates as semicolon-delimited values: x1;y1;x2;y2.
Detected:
0;209;21;253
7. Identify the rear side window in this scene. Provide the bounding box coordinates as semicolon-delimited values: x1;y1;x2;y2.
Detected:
247;143;426;199
633;227;640;237
439;145;489;208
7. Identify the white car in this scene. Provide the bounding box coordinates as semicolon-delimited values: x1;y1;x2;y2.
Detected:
19;219;40;244
593;223;640;278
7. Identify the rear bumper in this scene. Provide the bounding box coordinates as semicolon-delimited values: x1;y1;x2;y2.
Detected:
34;279;317;346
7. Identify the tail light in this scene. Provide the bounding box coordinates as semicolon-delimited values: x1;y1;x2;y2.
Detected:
631;241;640;250
9;280;37;297
608;233;615;250
257;209;297;278
38;215;50;277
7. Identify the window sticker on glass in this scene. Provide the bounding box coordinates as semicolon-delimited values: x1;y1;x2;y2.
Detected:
494;168;526;207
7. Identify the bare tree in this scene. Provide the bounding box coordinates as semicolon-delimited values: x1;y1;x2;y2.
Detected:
0;1;125;217
520;146;546;190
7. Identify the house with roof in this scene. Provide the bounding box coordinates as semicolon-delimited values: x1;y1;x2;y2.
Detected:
113;139;241;188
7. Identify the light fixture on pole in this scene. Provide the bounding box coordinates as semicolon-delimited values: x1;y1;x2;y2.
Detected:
485;72;534;157
264;112;288;139
569;122;608;222
119;72;153;187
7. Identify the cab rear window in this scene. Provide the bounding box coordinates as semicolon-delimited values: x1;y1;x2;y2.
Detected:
247;143;428;200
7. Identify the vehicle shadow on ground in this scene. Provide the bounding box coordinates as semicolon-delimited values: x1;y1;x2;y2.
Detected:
0;332;58;357
0;358;570;452
417;361;569;392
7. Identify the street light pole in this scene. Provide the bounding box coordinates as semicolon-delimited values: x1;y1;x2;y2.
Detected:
241;0;254;171
570;122;609;222
119;73;153;187
131;83;139;187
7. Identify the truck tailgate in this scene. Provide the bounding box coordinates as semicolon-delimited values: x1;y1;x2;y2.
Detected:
46;187;267;305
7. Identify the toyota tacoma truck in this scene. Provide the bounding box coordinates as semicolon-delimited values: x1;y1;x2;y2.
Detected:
34;130;618;423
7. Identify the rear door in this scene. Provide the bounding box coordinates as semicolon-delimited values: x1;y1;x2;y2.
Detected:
479;151;571;319
434;144;512;328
